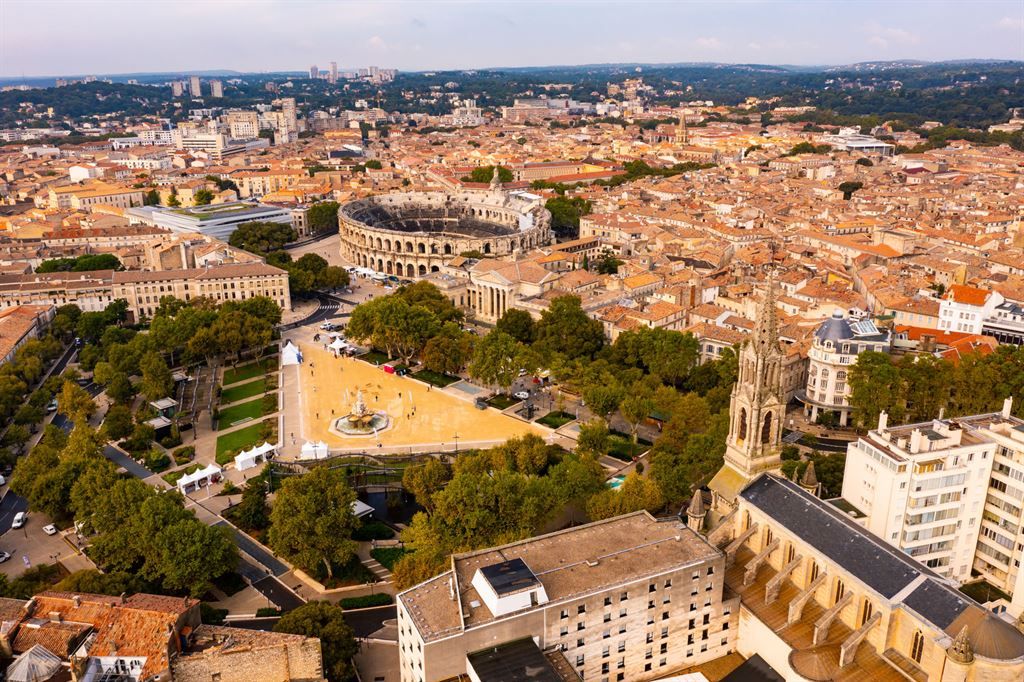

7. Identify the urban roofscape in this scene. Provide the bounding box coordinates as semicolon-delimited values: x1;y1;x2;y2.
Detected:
1;2;1024;681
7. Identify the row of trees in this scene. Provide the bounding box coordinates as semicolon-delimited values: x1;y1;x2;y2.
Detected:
10;388;237;597
228;220;349;294
393;435;608;589
36;254;122;273
848;347;1024;429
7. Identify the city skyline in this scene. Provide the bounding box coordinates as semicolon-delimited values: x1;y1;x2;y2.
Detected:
2;0;1023;78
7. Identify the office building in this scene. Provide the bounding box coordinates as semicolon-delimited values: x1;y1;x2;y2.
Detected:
226;110;260;140
397;512;738;682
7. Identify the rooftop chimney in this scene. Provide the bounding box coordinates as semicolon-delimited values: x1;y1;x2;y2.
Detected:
877;410;889;432
1003;397;1014;419
72;595;81;608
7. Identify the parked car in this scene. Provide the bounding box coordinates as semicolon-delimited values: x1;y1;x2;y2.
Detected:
46;399;58;413
0;551;10;563
514;391;530;400
11;512;26;529
0;474;6;486
42;524;57;536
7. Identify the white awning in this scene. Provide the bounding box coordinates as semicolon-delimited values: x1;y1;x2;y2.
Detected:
282;340;303;366
177;464;222;493
299;440;330;460
235;442;275;471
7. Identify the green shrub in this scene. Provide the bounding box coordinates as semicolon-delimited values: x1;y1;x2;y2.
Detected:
143;450;170;472
262;393;278;413
256;607;281;617
339;593;392;609
353;521;394;541
200;603;228;625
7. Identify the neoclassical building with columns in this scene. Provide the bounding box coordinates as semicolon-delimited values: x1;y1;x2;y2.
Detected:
338;189;552;278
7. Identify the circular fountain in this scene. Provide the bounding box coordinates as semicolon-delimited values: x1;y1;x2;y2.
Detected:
330;389;390;437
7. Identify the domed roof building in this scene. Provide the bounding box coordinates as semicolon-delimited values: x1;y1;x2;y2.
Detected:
799;310;891;427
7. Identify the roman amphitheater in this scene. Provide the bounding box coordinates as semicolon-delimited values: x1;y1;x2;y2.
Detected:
337;189;552;277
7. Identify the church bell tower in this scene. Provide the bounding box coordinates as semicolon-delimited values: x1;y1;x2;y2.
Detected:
722;272;785;477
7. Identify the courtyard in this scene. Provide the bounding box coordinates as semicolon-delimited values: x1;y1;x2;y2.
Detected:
291;342;548;453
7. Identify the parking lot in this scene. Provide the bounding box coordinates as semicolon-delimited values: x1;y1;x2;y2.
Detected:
0;506;80;577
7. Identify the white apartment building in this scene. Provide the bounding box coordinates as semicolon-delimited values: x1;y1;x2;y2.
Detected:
137;129;175;146
397;512;737;682
799;311;891;426
938;284;1003;334
225;110;260;140
841;399;1024;617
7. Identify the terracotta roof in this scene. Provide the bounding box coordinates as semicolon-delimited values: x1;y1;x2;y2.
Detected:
946;284;991;306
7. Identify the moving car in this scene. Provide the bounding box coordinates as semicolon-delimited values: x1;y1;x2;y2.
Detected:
46;399;58;413
42;524;57;536
11;512;26;529
0;551;10;563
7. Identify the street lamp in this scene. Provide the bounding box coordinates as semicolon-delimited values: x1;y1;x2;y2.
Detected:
453;432;459;453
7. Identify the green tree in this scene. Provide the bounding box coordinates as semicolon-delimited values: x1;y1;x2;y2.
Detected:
155;520;237;596
139;351;173;401
268;467;360;579
193;189;214;205
391;551;447;591
545;196;592;238
838;180;864;199
103;404;135;441
848;351;905;428
58;380;96;425
421;323;473;375
402;458;451;513
468;331;531;394
55;569;144;596
535;295;604;361
576;419;610;456
275;601;359;682
586;473;664;520
494;308;537;344
231;481;270;531
317;266;350;290
620;390;654;444
307;201;340;235
228;221;297;256
582;382;625;424
461;165;513;183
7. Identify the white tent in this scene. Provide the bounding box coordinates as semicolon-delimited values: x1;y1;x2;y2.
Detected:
235;442;275;471
7;644;62;682
177;464;222;494
282;340;303;366
328;336;351;352
299;440;330;460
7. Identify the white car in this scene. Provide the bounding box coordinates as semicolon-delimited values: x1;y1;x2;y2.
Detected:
11;512;26;529
514;390;530;400
42;524;57;536
0;551;9;563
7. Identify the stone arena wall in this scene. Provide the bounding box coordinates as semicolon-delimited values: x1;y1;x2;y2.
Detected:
338;190;552;277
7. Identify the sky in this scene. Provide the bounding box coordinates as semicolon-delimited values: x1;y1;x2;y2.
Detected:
1;0;1023;77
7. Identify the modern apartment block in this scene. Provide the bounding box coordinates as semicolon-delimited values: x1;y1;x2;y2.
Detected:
841;399;1024;617
397;512;738;682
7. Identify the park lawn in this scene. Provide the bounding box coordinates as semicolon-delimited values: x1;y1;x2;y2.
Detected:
358;349;393;365
161;463;202;486
216;421;267;465
607;434;650;462
537;410;575;429
370;547;411;571
220;377;267;404
218;398;265;427
223;358;275;386
412;369;459;387
487;394;520;410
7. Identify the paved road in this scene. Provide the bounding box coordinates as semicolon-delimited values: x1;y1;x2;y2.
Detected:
280;293;349;331
252;576;305;612
102;445;154;479
344;604;396;638
213;520;289;576
0;492;28;537
226;604;396;636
